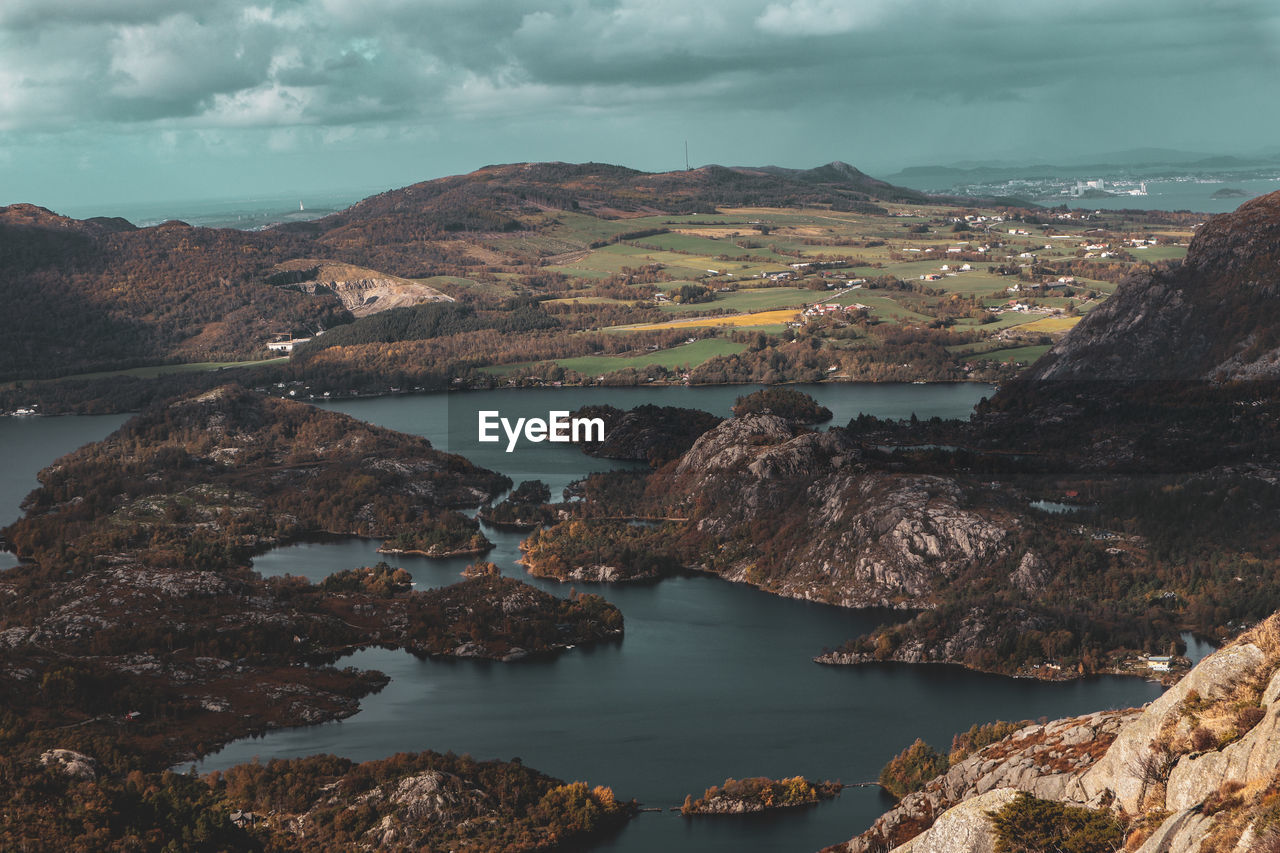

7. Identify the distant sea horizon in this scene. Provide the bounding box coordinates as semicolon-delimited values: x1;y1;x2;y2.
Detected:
44;187;379;231
1039;177;1280;216
26;174;1280;232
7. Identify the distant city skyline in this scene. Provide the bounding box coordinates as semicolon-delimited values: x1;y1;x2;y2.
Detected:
3;0;1278;215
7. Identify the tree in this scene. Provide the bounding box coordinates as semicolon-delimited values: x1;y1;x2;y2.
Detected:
878;739;948;798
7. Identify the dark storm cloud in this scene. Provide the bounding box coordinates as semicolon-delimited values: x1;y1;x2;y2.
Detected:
2;0;1279;207
2;0;1274;127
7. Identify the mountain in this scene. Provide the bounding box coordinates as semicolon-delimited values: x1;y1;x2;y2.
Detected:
0;161;949;381
0;203;353;380
1028;190;1280;381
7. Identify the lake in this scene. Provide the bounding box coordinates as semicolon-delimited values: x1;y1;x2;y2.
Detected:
0;384;1165;852
0;412;130;569
215;384;1163;852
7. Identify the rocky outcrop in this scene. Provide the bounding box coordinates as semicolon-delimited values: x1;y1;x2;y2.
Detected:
40;749;99;780
1029;191;1280;381
1130;810;1218;853
1076;641;1267;812
215;751;633;852
573;404;723;466
829;614;1280;853
832;711;1133;853
1009;551;1052;593
890;788;1019;853
659;415;1018;607
1164;665;1280;810
270;259;453;317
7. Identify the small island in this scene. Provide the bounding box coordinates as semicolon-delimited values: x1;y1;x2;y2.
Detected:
477;480;561;530
377;509;493;556
520;519;684;583
1211;187;1251;199
572;403;723;465
680;776;842;815
732;388;833;425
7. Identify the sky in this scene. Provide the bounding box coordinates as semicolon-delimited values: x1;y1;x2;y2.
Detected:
3;0;1279;214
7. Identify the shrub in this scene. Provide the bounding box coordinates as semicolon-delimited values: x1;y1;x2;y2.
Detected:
987;791;1125;853
950;720;1030;764
878;739;948;799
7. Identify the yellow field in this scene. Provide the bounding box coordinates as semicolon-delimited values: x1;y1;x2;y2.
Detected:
1017;315;1082;334
616;309;802;331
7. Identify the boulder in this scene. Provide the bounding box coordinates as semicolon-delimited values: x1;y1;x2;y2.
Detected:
890;788;1020;853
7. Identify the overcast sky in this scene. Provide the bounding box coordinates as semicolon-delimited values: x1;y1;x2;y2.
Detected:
3;0;1279;213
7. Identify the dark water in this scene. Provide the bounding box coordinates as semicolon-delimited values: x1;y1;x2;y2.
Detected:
210;525;1164;853
317;383;994;500
188;384;1163;853
0;413;130;568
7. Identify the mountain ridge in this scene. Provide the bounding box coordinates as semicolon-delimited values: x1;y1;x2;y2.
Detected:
1027;189;1280;381
0;159;960;381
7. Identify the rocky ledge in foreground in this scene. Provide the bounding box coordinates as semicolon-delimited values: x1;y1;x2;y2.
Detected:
825;612;1280;853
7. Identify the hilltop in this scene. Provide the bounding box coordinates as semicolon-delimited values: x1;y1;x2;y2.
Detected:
0;160;969;383
1029;190;1280;380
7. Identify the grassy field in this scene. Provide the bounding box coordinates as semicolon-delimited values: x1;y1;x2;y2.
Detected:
660;287;820;313
546;295;632;306
1129;245;1189;262
833;293;933;322
485;338;746;376
474;199;1197;379
968;345;1053;364
1017;315;1082;334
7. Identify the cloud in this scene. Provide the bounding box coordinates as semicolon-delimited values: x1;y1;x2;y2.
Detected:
2;0;1280;207
755;0;888;36
0;0;193;30
107;14;271;109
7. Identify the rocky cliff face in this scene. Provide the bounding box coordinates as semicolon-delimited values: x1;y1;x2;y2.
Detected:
829;710;1135;852
1030;191;1280;381
657;415;1019;608
827;614;1280;853
271;259;453;317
